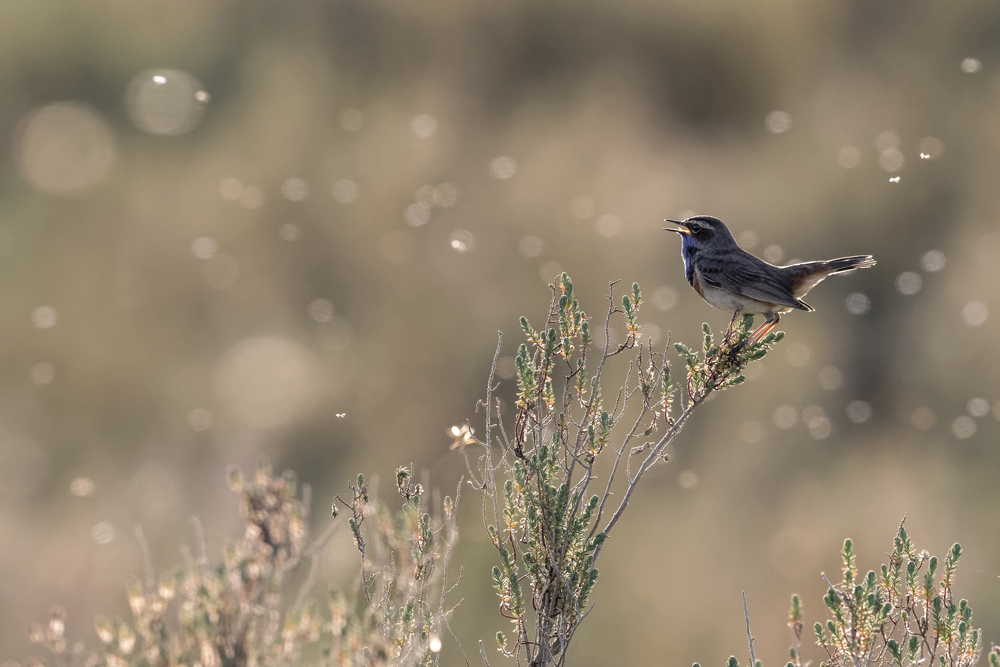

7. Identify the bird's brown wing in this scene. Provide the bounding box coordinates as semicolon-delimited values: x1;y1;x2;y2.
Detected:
696;252;809;311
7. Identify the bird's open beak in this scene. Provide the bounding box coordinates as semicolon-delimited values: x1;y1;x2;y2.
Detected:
663;219;690;235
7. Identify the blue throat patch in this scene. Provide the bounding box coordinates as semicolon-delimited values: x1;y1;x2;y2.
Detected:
680;234;698;286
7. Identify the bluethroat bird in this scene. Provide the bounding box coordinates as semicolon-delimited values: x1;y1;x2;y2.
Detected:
665;215;876;345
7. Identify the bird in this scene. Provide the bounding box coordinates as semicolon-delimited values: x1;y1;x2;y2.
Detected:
664;215;875;346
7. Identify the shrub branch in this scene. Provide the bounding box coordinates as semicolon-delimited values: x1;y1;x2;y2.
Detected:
465;273;783;666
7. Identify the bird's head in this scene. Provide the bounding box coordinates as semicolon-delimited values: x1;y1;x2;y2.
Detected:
663;215;737;250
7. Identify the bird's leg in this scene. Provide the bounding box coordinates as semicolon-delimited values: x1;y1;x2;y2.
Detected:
726;309;741;334
731;314;778;355
748;316;780;345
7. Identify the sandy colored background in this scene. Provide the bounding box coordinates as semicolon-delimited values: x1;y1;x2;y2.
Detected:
2;0;1000;664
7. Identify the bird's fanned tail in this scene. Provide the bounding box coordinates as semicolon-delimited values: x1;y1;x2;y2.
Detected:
786;255;876;298
823;255;877;272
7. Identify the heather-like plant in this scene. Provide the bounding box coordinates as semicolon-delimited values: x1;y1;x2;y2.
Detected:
808;524;985;667
329;467;461;666
461;273;782;666
19;462;313;667
708;522;998;667
15;461;459;667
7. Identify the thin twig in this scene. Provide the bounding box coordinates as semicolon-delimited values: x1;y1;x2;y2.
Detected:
292;520;341;611
743;591;757;667
597;400;698;554
134;525;155;594
484;334;503;529
444;611;471;667
190;516;209;576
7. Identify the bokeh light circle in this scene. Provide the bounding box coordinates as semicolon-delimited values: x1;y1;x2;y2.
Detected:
307;299;335;323
918;137;944;159
31;362;55;385
837;146;862;169
32;306;58;329
895;271;922;295
518;236;543;258
126;69;208;135
279;223;300;241
879;149;905;172
188;408;214;431
15;102;117;196
281;178;309;201
433;183;459;207
91;522;117;545
405;202;432;226
332;179;359;204
920;250;946;272
595;214;621;238
652;286;678;311
968;397;990;417
961;58;982;74
846;293;871;315
490;156;518;180
817;366;843;390
875;131;899;151
677;470;698;489
773;405;798;429
962;301;988;327
191;237;218;260
803;406;831;439
951;415;976;439
213;336;324;429
410;114;438;138
449;229;475;252
846;400;873;423
737;230;759;248
238;187;263;209
765;110;792;134
786;342;811;367
69;477;95;497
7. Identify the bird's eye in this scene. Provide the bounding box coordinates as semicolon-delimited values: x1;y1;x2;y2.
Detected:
690;223;701;233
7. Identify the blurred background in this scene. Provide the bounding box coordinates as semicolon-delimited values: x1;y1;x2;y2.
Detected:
2;0;1000;663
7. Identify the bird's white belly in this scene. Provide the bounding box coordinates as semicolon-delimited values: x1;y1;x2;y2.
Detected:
700;284;786;315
